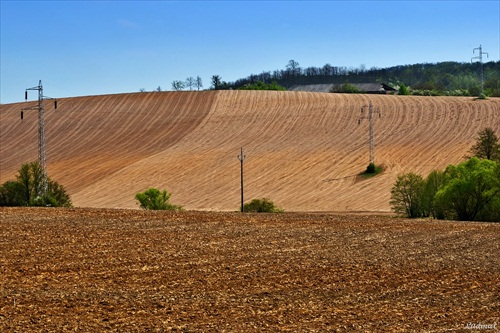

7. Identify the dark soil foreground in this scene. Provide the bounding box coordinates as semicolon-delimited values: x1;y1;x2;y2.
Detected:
1;208;499;332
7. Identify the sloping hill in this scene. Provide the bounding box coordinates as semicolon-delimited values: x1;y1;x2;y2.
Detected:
1;91;499;211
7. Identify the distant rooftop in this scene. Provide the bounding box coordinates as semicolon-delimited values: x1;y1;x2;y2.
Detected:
289;83;397;94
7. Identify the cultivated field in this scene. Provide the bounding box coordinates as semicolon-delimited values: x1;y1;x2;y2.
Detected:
1;91;499;211
1;208;499;332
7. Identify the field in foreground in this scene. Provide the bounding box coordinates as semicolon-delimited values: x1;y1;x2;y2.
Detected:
1;208;499;332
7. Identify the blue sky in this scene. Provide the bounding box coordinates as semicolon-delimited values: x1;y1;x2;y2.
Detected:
1;0;499;103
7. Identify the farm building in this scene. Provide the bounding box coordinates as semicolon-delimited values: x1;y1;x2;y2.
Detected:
290;83;397;94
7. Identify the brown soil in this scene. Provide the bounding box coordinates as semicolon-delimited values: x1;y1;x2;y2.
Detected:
1;91;500;212
1;208;499;332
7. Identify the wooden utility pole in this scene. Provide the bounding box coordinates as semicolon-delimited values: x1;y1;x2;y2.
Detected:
237;147;246;212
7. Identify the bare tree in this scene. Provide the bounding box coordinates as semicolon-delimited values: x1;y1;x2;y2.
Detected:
185;77;195;91
195;76;203;91
286;59;301;76
171;80;185;91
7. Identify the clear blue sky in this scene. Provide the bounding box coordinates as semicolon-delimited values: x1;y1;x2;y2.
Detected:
1;0;499;103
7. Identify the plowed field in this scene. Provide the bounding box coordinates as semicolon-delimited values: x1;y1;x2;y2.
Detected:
1;91;499;211
1;208;499;332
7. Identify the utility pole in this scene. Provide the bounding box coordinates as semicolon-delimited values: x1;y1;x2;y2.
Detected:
358;100;381;165
472;45;489;96
23;80;57;198
237;147;246;212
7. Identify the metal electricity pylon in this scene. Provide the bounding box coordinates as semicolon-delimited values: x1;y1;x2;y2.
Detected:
22;80;57;197
358;100;381;165
237;147;246;212
472;45;489;96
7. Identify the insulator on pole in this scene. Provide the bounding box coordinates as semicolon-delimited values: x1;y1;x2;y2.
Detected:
25;91;28;100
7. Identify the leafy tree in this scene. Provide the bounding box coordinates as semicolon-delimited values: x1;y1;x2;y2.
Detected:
238;81;286;91
435;157;500;221
469;128;500;161
211;75;222;90
156;86;162;92
0;161;72;207
398;84;410;95
135;188;182;210
243;198;283;213
421;170;446;218
390;173;425;218
0;181;26;206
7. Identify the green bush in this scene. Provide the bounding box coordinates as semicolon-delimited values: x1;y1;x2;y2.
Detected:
390;173;425;218
135;188;183;210
360;163;383;178
330;83;361;93
398;84;410;95
366;163;376;174
391;158;500;221
243;198;283;213
435;157;499;221
0;162;72;207
238;81;286;91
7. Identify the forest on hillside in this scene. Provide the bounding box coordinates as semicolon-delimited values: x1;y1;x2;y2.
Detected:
212;60;500;96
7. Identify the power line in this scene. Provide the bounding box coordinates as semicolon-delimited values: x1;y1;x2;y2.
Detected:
472;44;489;95
22;80;57;198
358;100;381;166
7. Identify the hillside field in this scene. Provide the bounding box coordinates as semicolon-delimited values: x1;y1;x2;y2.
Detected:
1;91;499;211
1;208;499;332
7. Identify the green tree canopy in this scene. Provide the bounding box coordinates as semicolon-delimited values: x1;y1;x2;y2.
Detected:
238;81;286;91
0;161;72;207
390;173;425;218
435;157;500;221
135;188;182;210
469;127;500;161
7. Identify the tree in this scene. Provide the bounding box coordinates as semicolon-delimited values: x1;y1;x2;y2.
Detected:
435;157;500;221
238;81;286;91
185;77;195;91
243;198;283;213
421;170;446;218
0;181;26;206
0;161;72;207
156;86;162;92
195;76;203;91
135;188;182;210
469;128;500;161
211;75;222;90
390;173;425;218
171;80;185;91
286;59;301;76
398;84;410;95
